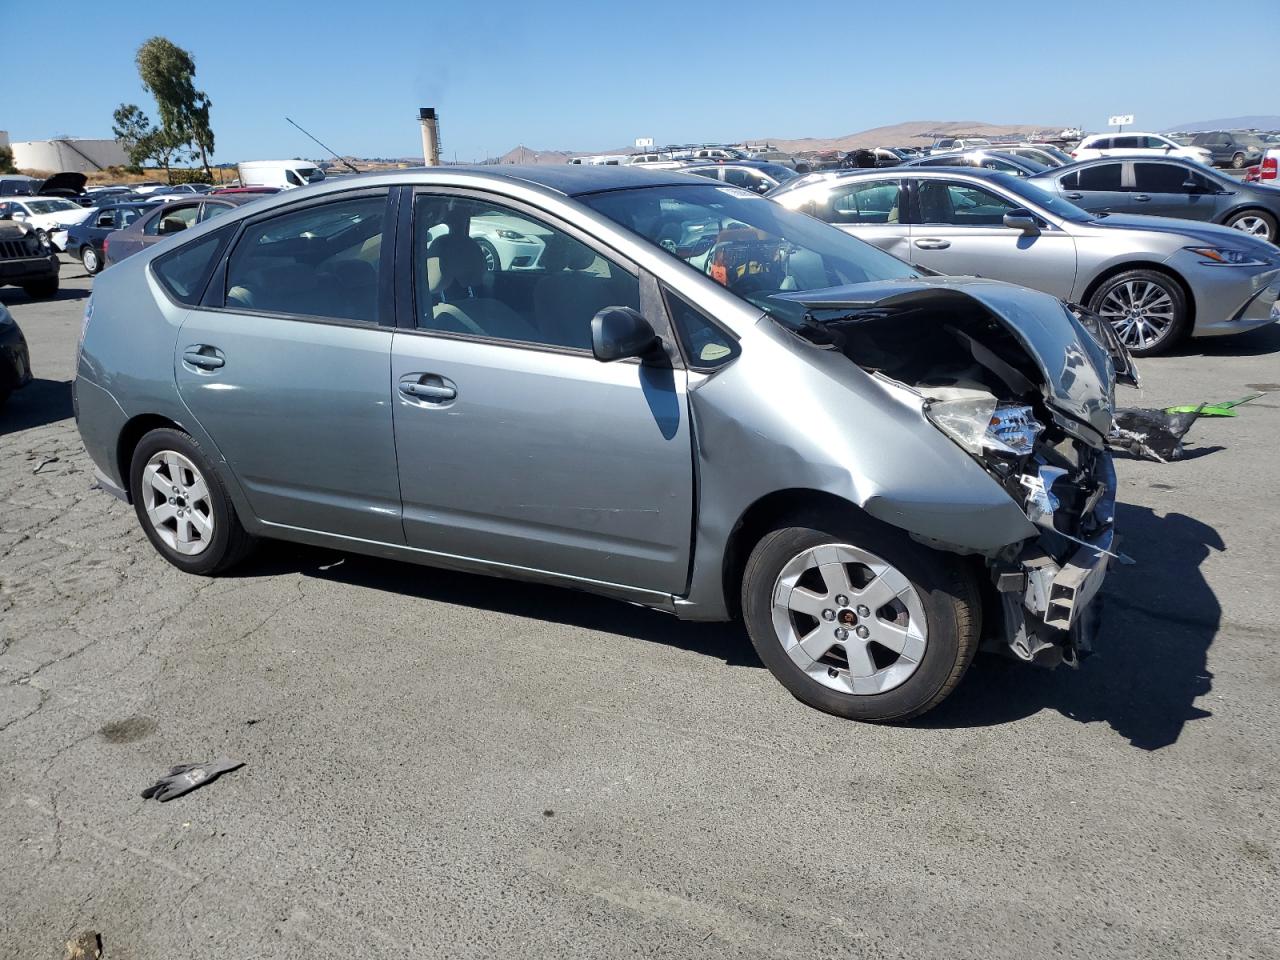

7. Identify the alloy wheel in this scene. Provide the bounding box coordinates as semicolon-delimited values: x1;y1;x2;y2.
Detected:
1230;215;1272;240
141;451;215;556
770;543;928;695
1097;280;1176;350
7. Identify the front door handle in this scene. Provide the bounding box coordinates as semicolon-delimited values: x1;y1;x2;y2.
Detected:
1132;194;1151;202
182;346;224;370
1064;192;1083;200
914;238;951;250
399;374;457;403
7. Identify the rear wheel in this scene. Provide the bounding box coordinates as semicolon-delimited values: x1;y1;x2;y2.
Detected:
1225;209;1276;243
1088;269;1187;356
81;245;102;275
129;428;255;575
741;517;980;722
1231;152;1246;169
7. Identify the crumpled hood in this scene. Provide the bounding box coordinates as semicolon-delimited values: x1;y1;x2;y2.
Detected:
773;275;1118;443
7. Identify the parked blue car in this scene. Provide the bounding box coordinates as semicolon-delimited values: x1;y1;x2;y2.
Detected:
64;203;152;275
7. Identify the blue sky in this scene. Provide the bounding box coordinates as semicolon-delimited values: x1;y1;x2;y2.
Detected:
5;0;1277;162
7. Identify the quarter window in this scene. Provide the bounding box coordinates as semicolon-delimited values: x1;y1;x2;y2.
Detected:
411;194;640;350
665;288;738;370
152;224;235;305
916;181;1017;226
224;194;386;322
826;180;903;224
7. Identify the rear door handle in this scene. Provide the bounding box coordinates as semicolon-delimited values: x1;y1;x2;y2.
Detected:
399;373;457;403
1132;194;1151;202
182;346;225;370
1064;192;1083;200
914;238;951;250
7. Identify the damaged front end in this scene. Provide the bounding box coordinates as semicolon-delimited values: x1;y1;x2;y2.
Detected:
771;278;1132;667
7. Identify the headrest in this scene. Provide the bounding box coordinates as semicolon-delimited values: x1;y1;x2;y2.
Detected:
427;233;485;293
540;233;596;272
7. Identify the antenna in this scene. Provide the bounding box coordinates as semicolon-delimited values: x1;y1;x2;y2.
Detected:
285;117;360;174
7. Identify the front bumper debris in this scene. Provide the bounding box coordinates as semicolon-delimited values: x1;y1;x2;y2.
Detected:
989;452;1118;667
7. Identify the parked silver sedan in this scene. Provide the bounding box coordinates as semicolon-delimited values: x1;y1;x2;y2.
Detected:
771;167;1280;354
76;166;1128;722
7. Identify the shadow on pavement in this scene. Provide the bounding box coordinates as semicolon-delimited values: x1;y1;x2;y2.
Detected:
0;378;73;435
234;540;763;669
924;503;1223;750
0;286;90;306
1170;321;1280;358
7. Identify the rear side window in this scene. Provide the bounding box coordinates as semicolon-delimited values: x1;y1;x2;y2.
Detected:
152;224;235;305
1134;163;1195;193
828;181;903;224
225;194;386;323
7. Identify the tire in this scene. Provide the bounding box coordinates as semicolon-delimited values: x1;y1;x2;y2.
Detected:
1087;268;1187;356
476;238;499;272
1231;152;1246;170
21;276;58;300
81;245;102;275
128;427;255;575
741;516;980;723
1225;209;1277;243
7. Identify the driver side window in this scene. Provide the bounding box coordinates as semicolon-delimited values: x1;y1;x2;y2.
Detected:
916;181;1017;226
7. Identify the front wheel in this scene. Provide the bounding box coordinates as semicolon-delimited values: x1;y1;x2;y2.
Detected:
1225;209;1277;243
81;245;102;275
741;518;980;722
129;428;255;575
1088;269;1187;356
21;276;58;300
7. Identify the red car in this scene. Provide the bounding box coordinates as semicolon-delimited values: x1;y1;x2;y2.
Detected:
208;186;282;196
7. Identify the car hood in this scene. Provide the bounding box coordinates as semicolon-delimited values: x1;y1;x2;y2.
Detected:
1086;212;1280;254
38;172;88;196
0;220;33;241
771;276;1120;444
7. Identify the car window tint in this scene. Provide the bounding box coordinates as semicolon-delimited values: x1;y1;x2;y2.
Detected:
225;194;386;322
688;167;721;181
723;168;761;189
665;288;738;370
1134;163;1197;193
1076;163;1123;191
827;181;903;224
145;204;199;236
152;224;235;305
917;181;1017;226
412;195;640;350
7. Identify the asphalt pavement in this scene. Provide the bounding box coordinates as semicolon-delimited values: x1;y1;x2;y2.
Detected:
2;261;1278;959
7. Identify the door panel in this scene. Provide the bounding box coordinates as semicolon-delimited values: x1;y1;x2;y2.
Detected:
907;179;1077;299
1130;162;1219;222
391;333;693;593
175;311;403;541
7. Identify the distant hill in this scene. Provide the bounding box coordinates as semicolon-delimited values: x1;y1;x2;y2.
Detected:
491;120;1066;164
1166;116;1280;133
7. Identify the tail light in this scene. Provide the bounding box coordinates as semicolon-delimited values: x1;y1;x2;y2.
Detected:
102;238;109;259
1262;156;1278;182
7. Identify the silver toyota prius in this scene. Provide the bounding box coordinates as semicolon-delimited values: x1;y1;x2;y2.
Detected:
770;167;1280;355
75;166;1131;722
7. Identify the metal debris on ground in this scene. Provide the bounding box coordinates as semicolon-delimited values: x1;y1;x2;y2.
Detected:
141;759;245;802
64;931;102;960
32;457;59;474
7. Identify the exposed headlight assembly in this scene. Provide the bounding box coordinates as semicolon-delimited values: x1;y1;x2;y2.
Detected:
926;388;1044;458
1185;246;1268;266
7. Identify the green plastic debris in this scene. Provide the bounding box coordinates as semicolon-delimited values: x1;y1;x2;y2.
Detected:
1164;393;1264;418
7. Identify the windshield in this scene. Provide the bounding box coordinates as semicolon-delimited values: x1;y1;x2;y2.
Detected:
26;199;78;214
580;184;919;311
297;167;324;183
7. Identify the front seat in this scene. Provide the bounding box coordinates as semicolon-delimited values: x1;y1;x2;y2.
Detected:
917;183;954;224
425;232;538;341
533;235;617;348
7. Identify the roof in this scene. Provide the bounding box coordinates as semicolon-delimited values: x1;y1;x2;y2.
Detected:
410;164;700;196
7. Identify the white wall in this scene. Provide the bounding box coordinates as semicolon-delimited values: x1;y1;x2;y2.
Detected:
10;139;129;173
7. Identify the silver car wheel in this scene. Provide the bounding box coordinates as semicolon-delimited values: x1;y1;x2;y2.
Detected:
1097;280;1176;350
141;451;215;556
82;247;100;272
770;543;928;696
1230;215;1271;239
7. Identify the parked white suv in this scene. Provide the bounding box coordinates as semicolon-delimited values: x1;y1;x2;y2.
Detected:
1071;133;1212;164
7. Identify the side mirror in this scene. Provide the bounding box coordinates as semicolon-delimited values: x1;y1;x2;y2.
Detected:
756;181;771;194
1003;208;1040;234
591;306;659;362
11;212;26;221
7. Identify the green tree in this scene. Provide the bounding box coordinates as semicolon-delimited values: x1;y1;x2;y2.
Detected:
135;37;215;179
0;145;16;174
111;103;155;172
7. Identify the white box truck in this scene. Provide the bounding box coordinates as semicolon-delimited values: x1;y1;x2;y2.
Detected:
237;160;326;190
